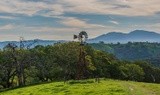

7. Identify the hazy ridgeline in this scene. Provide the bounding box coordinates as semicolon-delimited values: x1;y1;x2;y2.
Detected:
0;42;160;89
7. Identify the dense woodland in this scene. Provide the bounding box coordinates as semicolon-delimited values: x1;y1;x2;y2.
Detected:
90;42;160;66
0;42;160;89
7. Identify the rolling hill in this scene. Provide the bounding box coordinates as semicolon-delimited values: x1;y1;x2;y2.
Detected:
0;30;160;49
0;79;160;95
0;39;65;49
88;30;160;43
90;42;160;66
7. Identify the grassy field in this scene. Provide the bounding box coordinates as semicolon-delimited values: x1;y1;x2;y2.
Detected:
0;79;160;95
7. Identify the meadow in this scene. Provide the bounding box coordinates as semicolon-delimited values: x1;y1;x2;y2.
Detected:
0;79;160;95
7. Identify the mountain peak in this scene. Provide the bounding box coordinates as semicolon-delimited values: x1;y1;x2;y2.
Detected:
129;30;157;35
88;30;160;43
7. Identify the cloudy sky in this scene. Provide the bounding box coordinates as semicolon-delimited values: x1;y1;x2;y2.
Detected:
0;0;160;41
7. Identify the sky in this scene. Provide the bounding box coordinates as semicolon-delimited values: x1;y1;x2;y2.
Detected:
0;0;160;41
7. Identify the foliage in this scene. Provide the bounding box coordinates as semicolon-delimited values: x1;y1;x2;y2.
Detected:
119;64;144;81
0;42;160;89
90;42;160;66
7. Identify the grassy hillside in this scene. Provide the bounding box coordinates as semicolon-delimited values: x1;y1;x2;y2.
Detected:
0;79;160;95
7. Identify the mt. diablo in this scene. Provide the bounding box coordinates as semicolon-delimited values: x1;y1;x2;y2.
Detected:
0;30;160;49
88;30;160;43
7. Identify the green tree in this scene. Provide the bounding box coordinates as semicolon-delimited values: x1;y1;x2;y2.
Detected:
120;64;144;81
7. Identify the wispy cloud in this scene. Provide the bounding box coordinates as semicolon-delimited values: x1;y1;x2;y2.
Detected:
0;0;64;17
109;20;119;25
0;24;15;30
0;0;160;17
0;16;15;19
130;23;160;32
0;24;115;40
60;17;106;28
0;0;159;41
59;0;160;16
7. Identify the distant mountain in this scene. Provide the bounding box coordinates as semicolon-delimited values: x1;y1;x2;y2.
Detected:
0;39;65;49
88;30;160;43
0;30;160;49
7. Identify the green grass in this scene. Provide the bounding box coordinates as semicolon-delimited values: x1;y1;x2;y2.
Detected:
0;79;160;95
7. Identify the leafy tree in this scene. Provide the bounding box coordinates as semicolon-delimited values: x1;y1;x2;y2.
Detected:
0;50;16;88
0;42;160;89
120;64;144;81
134;61;160;83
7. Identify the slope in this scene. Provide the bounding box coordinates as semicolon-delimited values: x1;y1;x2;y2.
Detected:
0;79;160;95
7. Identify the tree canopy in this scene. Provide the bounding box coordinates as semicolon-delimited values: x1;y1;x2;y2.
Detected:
0;42;160;89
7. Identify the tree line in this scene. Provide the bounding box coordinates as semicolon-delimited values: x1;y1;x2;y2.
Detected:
90;42;160;66
0;42;160;89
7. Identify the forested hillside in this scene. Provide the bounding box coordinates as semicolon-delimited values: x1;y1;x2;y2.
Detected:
0;42;160;90
90;42;160;66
